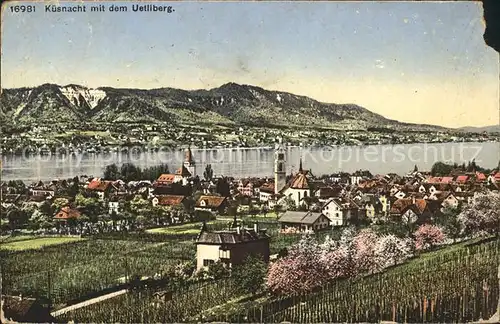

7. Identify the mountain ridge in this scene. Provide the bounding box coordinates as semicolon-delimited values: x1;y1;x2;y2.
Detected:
0;82;447;131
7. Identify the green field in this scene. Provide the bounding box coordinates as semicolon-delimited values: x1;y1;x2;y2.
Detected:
0;236;85;251
146;220;231;235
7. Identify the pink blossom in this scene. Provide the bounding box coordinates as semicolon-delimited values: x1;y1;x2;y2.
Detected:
414;224;446;251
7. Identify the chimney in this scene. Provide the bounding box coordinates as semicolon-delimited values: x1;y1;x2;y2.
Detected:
412;196;416;204
236;226;240;235
254;223;258;233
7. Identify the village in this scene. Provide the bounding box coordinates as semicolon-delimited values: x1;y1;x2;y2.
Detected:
2;146;500;237
1;145;500;322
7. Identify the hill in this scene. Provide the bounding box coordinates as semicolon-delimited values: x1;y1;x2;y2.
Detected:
1;83;447;131
457;125;500;133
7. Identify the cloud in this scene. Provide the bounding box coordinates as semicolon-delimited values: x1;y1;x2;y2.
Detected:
374;59;385;69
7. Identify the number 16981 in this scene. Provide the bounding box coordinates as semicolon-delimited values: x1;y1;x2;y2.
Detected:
10;5;36;13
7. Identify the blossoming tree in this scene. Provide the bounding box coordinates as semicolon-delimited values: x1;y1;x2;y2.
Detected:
413;224;446;251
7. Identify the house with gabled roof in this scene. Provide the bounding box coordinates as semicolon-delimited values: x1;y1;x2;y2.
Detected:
278;210;330;232
389;197;432;224
87;178;116;200
152;195;186;208
258;181;276;203
455;175;470;184
195;222;270;271
54;206;81;222
321;197;362;226
29;180;56;197
195;195;228;214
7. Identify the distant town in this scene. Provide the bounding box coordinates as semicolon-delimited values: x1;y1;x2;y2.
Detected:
1;121;498;155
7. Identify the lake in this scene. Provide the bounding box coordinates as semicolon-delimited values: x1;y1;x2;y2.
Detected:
1;142;499;182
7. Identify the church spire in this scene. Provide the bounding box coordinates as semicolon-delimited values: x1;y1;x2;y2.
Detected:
299;157;303;174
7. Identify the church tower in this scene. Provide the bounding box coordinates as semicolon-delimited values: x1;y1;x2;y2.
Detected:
184;147;196;177
274;144;286;194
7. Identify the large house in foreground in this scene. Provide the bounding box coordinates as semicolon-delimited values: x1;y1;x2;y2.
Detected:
195;222;270;271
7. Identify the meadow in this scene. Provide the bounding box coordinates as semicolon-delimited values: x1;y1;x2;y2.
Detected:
0;236;85;251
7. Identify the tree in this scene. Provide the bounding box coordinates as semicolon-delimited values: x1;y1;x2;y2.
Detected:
203;164;214;181
431;162;454;176
120;163;142;182
267;234;329;295
216;177;231;197
206;261;230;280
129;195;150;215
232;255;267;295
7;208;29;233
374;234;412;268
458;191;500;236
272;203;283;218
283;196;296;211
413;224;446;251
353;229;381;274
51;198;69;214
104;163;120;180
436;205;462;242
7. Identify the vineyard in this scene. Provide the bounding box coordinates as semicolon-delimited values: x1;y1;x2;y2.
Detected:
213;237;500;323
0;236;196;306
59;278;241;323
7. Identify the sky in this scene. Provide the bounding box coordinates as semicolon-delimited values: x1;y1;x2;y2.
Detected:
1;1;498;128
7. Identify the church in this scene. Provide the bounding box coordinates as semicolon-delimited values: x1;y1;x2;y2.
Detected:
274;144;312;208
156;147;196;186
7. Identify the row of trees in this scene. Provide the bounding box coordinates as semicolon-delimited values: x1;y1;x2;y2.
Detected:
430;159;496;176
103;163;170;182
267;229;415;295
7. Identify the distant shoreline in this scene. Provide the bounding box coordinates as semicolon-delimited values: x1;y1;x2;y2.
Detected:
1;139;499;157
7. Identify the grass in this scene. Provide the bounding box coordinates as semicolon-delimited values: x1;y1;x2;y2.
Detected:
0;236;86;251
146;220;228;235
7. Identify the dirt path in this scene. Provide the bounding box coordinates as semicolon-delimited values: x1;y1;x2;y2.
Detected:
50;289;128;317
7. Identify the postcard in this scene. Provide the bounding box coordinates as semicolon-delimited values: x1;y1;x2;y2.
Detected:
1;1;499;323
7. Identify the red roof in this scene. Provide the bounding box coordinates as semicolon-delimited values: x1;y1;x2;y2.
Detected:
156;195;185;206
427;176;453;184
289;173;309;189
456;175;469;183
54;206;81;220
390;198;427;215
476;172;486;181
87;178;112;191
157;174;175;184
495;172;500;180
259;182;275;193
196;195;227;208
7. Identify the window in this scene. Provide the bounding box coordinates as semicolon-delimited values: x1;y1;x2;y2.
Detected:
203;259;215;267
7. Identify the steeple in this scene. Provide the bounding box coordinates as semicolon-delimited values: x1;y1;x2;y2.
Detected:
274;143;286;194
299;157;303;174
183;146;196;177
185;146;194;165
